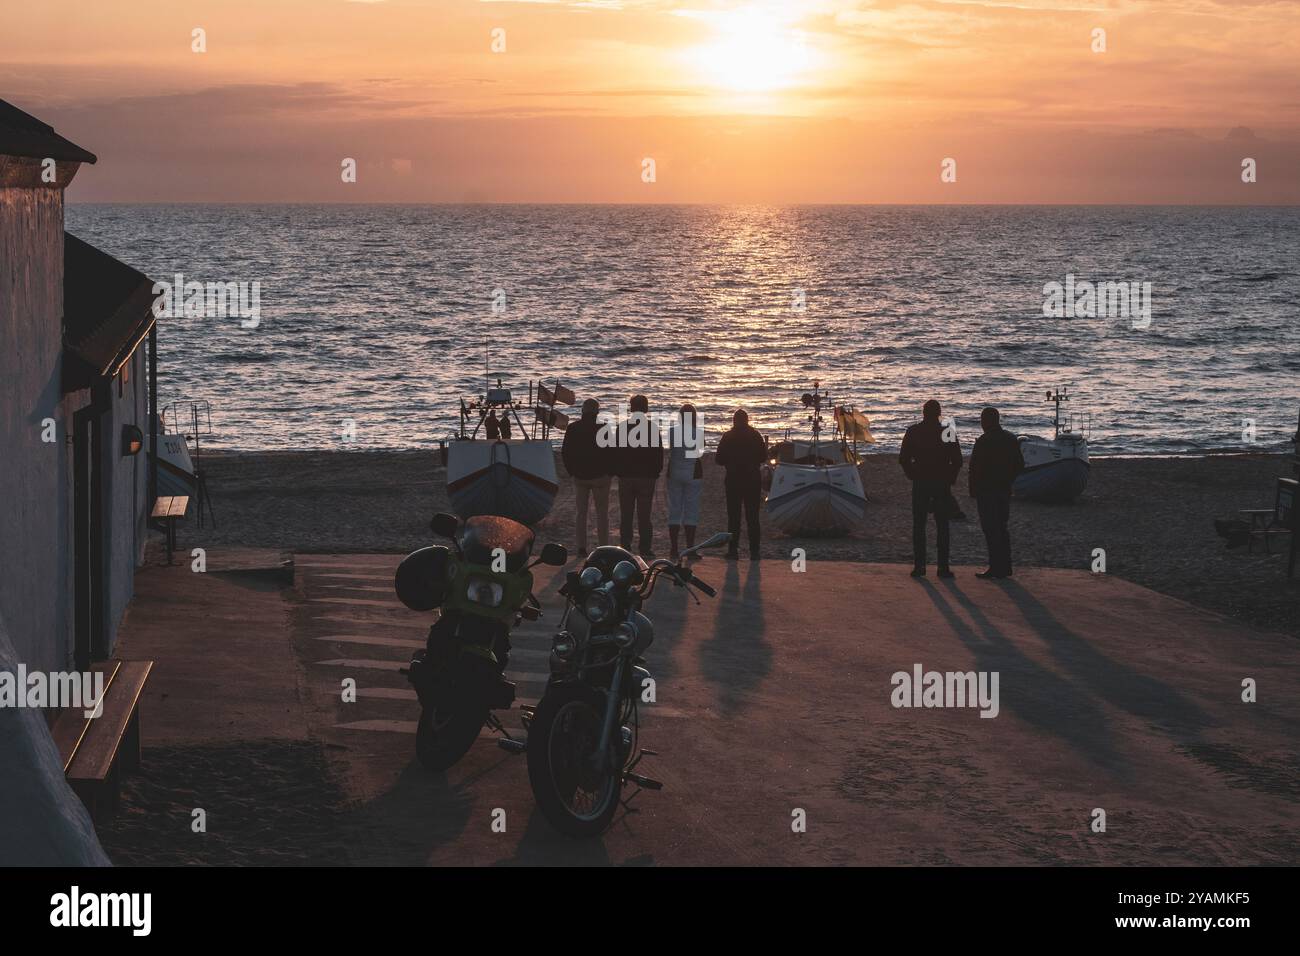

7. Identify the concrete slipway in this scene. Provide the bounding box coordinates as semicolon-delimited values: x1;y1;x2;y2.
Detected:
107;555;1299;866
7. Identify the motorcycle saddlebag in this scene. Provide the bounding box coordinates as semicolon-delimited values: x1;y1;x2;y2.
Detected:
394;546;451;611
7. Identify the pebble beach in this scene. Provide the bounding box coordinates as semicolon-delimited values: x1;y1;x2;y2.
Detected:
184;449;1299;637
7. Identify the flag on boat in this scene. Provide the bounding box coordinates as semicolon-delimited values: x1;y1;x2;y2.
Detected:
835;406;876;444
537;383;576;407
536;406;570;430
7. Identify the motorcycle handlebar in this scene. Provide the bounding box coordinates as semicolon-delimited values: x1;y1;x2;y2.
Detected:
686;571;717;598
640;561;717;600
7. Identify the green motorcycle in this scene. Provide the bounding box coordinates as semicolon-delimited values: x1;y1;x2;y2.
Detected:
395;512;566;771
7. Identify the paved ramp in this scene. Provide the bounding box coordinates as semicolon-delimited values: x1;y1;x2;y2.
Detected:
291;556;1300;866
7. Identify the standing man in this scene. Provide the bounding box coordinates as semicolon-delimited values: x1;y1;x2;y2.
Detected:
899;399;963;578
562;398;611;555
615;394;663;557
968;406;1024;579
715;408;767;560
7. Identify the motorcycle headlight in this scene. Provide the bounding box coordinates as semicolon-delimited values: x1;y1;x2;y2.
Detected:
466;578;504;607
582;590;615;624
579;566;604;589
612;622;637;649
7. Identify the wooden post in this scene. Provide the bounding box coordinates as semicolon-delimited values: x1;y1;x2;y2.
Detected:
148;325;158;507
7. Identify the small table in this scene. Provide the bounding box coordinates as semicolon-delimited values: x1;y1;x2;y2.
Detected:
151;495;190;564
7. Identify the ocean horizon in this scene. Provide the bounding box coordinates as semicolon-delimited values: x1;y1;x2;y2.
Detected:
66;203;1300;455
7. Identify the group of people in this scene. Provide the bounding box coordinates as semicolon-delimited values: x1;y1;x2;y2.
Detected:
483;409;513;440
560;396;1026;577
899;399;1025;579
560;398;768;561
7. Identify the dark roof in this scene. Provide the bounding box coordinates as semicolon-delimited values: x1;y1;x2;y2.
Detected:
0;99;96;164
62;233;155;393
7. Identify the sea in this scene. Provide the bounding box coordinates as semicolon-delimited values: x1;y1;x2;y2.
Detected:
65;204;1300;456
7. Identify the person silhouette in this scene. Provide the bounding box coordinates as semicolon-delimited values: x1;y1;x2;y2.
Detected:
498;411;512;440
614;394;663;557
666;403;705;560
562;398;612;554
484;409;500;440
898;399;963;578
715;408;766;560
968;406;1024;579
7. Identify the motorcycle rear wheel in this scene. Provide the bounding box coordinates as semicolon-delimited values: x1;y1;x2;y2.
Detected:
526;686;622;837
415;704;487;771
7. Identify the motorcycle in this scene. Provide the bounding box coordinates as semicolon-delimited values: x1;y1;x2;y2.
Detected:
394;512;566;771
514;532;730;836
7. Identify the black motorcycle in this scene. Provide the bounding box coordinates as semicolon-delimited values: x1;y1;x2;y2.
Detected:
514;532;729;836
394;512;566;771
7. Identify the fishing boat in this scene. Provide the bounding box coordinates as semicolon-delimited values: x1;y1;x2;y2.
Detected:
149;400;208;498
443;376;564;527
1014;387;1090;502
765;384;872;536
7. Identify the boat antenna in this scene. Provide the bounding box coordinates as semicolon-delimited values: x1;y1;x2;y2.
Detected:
808;381;823;462
1047;387;1070;440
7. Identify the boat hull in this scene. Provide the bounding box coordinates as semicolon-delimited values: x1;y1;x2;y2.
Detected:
446;439;558;526
1013;437;1090;502
766;462;866;535
149;431;197;497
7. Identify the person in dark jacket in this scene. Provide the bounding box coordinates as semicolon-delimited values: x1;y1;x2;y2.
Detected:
615;394;664;557
498;411;512;440
715;408;767;560
898;399;963;578
484;409;500;440
562;398;612;554
968;406;1025;579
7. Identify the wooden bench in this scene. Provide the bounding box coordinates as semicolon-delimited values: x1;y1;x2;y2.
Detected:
51;659;154;823
151;495;190;564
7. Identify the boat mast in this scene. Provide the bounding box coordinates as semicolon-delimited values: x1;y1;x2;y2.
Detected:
809;381;823;462
1047;386;1069;439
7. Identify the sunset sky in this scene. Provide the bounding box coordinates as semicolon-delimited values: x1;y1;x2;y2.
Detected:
4;0;1298;202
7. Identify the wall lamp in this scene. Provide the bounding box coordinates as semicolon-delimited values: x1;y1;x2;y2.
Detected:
122;424;144;457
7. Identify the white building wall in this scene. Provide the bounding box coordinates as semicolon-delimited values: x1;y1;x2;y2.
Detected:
0;186;75;672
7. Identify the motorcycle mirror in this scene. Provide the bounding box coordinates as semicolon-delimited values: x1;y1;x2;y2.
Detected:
539;542;568;567
430;512;460;539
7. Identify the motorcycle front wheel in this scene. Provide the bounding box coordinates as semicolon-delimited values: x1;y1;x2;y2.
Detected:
415;703;487;771
526;686;622;837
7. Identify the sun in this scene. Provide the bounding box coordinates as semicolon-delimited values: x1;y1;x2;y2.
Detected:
689;12;813;94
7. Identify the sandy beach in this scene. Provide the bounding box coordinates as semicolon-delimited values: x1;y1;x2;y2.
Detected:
186;448;1299;636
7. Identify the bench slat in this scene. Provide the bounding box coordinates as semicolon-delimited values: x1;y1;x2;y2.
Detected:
68;660;153;783
51;660;121;772
150;495;189;519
